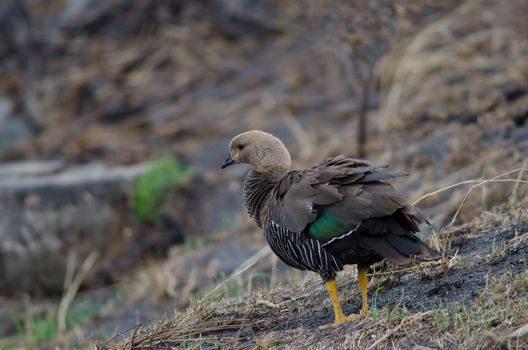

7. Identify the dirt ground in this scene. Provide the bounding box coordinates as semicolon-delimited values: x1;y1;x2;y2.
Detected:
102;203;528;349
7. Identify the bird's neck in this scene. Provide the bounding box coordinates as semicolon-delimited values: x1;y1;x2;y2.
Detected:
243;170;277;228
254;163;289;181
253;144;292;180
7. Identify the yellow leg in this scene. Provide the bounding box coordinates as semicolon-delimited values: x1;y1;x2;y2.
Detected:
326;280;348;324
358;271;369;315
320;279;357;328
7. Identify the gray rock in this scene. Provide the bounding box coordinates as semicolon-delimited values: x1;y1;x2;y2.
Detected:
0;161;148;294
0;159;64;177
0;97;34;152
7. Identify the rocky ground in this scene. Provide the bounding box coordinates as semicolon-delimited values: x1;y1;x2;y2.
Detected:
0;0;527;349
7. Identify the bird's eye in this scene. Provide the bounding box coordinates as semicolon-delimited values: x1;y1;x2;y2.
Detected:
237;144;245;150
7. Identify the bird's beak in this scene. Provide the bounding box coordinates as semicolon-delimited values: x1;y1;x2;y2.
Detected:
221;155;235;169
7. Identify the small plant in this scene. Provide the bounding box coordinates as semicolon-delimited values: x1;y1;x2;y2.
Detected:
386;305;409;325
31;315;57;344
370;286;383;323
13;312;58;345
431;308;450;331
452;305;467;333
133;157;191;222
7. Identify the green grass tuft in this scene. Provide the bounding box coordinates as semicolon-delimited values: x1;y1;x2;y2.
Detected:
133;157;191;222
13;312;58;345
31;315;57;345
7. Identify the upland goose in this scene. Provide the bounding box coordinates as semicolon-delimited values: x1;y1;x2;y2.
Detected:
221;130;436;327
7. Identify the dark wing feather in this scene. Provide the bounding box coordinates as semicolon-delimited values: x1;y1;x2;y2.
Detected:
386;235;433;256
358;170;408;183
268;157;415;233
359;236;410;265
324;215;438;265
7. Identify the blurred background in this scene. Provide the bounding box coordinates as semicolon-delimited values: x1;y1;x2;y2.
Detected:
0;0;527;348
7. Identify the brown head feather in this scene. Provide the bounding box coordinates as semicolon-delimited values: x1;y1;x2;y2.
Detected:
228;130;291;180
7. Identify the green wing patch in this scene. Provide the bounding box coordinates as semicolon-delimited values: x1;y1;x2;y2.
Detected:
308;211;353;243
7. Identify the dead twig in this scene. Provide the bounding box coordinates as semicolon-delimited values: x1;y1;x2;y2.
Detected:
510;159;528;207
57;251;99;333
127;323;141;350
412;168;528;205
199;246;271;304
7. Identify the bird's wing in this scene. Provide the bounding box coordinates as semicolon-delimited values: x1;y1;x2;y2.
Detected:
268;156;427;242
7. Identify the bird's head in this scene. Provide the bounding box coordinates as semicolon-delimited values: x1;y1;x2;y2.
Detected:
221;130;291;179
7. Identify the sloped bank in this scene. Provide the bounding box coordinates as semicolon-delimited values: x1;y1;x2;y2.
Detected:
103;203;528;349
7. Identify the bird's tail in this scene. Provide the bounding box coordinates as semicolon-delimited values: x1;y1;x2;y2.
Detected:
361;216;439;265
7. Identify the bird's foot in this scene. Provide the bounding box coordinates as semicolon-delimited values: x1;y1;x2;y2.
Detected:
318;313;361;329
360;305;369;316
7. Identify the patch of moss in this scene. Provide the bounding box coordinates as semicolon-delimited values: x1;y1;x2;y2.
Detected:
133;157;191;222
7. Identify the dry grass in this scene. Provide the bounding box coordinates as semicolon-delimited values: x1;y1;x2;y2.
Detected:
412;167;528;226
379;0;528;130
100;201;528;350
376;0;528;228
101;273;528;350
57;251;99;333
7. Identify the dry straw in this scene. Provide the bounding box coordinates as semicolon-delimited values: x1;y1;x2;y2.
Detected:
412;167;528;226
